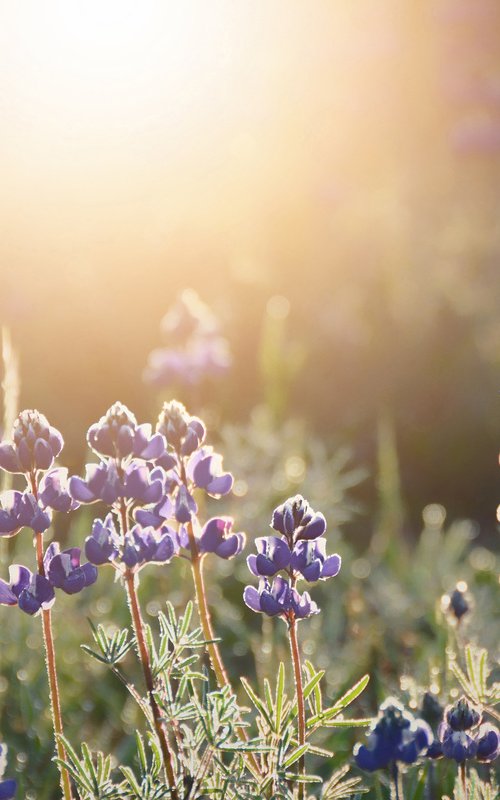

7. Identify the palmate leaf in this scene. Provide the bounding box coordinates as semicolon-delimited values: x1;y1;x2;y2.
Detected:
82;620;134;665
448;645;500;707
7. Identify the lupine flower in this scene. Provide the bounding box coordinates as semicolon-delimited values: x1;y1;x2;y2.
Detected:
84;514;120;565
0;490;51;536
244;576;319;620
144;290;231;387
354;698;432;772
0;744;17;800
156;401;206;455
69;461;165;505
187;447;233;497
44;543;98;595
87;402;166;461
271;494;327;542
198;517;245;559
39;468;79;513
0;410;63;474
446;697;481;731
247;536;292;577
427;697;499;764
475;724;500;762
121;524;179;568
290;539;341;582
0;565;55;615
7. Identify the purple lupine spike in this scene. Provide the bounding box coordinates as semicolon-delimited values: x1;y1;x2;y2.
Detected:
87;402;168;461
188;448;233;497
85;514;120;565
198;517;245;559
354;699;433;772
247;536;291;577
0;410;63;474
44;543;98;595
39;468;79;513
6;564;55;615
445;697;481;731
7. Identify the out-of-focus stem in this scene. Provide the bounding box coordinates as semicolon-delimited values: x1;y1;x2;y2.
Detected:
31;470;72;800
119;500;178;799
288;613;305;800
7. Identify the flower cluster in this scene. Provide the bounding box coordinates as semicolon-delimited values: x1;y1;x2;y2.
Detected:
244;495;340;621
427;697;499;763
143;289;231;387
0;744;16;800
354;698;432;772
0;412;96;615
70;400;242;571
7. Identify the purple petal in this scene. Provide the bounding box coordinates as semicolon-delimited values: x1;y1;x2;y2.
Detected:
69;476;97;503
0;778;17;799
215;535;241;559
34;439;53;470
206;473;233;496
299;513;327;540
8;565;32;597
199;518;224;552
0;579;17;606
0;443;20;473
247;554;260;576
321;554;341;578
243;585;262;612
48;428;64;457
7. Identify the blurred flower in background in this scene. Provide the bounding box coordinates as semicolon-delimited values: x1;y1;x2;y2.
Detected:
143;289;231;389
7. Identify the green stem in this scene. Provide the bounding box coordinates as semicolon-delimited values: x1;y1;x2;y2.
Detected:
185;519;261;777
460;762;467;800
119;500;178;799
30;472;72;800
124;569;179;799
390;762;404;800
34;530;73;800
288;613;305;800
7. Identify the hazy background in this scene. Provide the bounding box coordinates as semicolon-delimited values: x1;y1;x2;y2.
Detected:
1;0;500;537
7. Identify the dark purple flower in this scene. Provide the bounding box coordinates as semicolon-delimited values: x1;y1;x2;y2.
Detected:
0;491;50;536
156;401;206;455
39;468;79;513
187;447;233;497
0;744;17;800
69;461;164;505
135;496;174;529
445;697;481;731
354;699;432;772
85;514;120;565
87;402;166;461
198;517;245;559
243;576;319;620
247;536;291;577
475;724;499;762
440;726;477;763
271;495;326;543
0;565;55;615
121;524;178;569
0;410;63;474
290;539;341;582
44;543;97;595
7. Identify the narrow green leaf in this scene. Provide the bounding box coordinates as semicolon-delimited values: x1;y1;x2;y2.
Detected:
275;661;285;731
